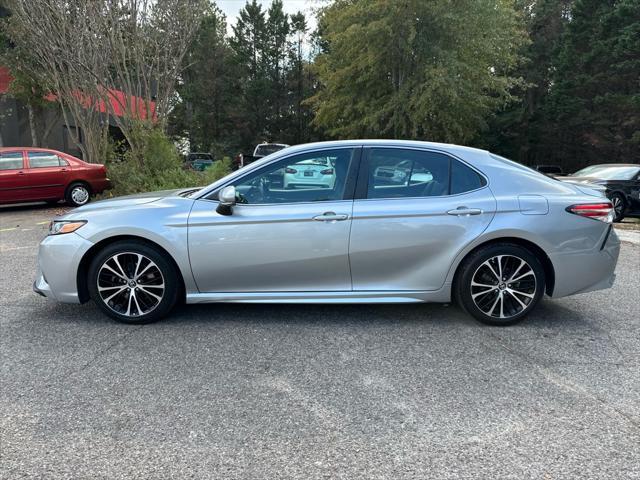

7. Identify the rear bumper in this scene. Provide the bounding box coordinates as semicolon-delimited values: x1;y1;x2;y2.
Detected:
91;178;112;193
550;228;620;298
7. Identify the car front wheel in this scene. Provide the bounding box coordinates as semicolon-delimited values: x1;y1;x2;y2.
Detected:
88;241;179;324
455;244;545;326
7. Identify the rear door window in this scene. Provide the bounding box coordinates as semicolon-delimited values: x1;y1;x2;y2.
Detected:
366;148;450;199
28;152;66;168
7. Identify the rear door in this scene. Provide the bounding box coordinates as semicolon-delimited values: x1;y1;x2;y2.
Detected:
349;147;496;291
0;151;28;203
24;151;70;201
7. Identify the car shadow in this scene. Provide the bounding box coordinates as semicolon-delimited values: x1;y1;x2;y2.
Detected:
0;201;70;214
35;294;598;333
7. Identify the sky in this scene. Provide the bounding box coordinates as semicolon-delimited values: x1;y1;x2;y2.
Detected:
217;0;323;33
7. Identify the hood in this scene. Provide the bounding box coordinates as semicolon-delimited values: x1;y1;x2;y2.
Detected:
70;188;197;214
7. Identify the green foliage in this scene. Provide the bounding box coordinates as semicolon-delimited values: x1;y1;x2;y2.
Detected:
309;0;527;143
170;5;240;153
482;0;574;163
485;0;639;170
105;129;231;197
171;1;317;154
544;0;640;167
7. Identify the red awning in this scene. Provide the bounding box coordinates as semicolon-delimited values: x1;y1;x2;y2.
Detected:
0;65;156;120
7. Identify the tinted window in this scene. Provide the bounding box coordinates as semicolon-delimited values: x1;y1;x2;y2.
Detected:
0;152;24;170
367;149;450;199
450;159;486;194
28;152;65;168
231;148;355;204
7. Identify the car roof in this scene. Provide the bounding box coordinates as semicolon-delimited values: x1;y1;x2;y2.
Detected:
279;139;488;157
0;146;69;155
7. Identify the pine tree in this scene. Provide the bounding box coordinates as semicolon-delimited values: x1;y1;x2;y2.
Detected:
545;0;640;168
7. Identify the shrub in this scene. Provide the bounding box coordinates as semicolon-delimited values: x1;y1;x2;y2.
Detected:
104;129;232;197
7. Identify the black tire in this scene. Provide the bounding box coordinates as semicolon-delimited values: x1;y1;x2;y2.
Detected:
455;243;545;326
65;181;91;207
609;193;626;223
88;240;179;324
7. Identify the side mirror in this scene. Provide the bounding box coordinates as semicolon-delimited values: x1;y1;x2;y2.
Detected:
216;185;237;216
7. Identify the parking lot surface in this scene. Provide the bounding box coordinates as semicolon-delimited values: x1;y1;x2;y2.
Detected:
1;204;639;479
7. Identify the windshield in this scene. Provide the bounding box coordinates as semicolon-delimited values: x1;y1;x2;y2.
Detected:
572;165;640;180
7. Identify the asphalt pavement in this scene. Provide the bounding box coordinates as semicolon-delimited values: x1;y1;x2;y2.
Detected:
1;204;639;479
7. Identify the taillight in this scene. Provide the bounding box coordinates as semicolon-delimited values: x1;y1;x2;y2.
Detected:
320;168;334;175
566;203;614;223
285;167;297;174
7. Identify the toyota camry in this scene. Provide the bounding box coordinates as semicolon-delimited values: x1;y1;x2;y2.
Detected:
34;140;620;326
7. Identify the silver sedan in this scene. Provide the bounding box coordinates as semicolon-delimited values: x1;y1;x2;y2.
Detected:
34;140;620;326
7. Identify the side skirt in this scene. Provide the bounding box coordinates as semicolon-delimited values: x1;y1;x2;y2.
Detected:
186;289;452;304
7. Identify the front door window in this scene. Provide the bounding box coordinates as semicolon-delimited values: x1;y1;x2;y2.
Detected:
230;148;356;204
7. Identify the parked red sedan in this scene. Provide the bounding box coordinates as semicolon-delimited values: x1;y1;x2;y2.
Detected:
0;148;111;207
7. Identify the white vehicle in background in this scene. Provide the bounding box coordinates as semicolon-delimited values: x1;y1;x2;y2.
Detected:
283;158;336;189
254;143;289;159
374;159;433;186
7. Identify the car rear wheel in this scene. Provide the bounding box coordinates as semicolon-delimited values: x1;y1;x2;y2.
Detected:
610;193;625;222
66;182;91;207
88;241;179;324
455;244;545;326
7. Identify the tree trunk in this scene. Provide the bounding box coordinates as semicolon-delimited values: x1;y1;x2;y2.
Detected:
27;103;39;147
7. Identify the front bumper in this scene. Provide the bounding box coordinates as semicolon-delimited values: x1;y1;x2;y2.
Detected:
34;232;94;303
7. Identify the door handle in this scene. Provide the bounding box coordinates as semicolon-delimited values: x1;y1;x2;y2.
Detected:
17;171;26;176
313;212;349;222
447;207;483;216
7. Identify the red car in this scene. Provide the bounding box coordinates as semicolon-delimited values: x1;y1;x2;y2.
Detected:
0;147;111;207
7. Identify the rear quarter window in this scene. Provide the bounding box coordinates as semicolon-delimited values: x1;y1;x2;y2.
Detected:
450;159;486;194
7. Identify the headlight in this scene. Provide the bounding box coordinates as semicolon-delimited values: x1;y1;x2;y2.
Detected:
48;220;87;235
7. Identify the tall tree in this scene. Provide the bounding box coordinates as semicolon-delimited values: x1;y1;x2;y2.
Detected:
171;5;238;154
5;0;206;163
483;0;574;164
289;11;308;143
545;0;640;169
309;0;527;142
230;0;269;147
265;0;289;137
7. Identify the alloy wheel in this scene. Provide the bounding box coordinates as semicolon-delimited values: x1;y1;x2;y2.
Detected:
470;255;537;320
97;252;165;317
612;196;624;219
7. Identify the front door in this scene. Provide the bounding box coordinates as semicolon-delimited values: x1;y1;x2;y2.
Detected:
188;147;360;292
349;147;496;291
0;151;28;203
